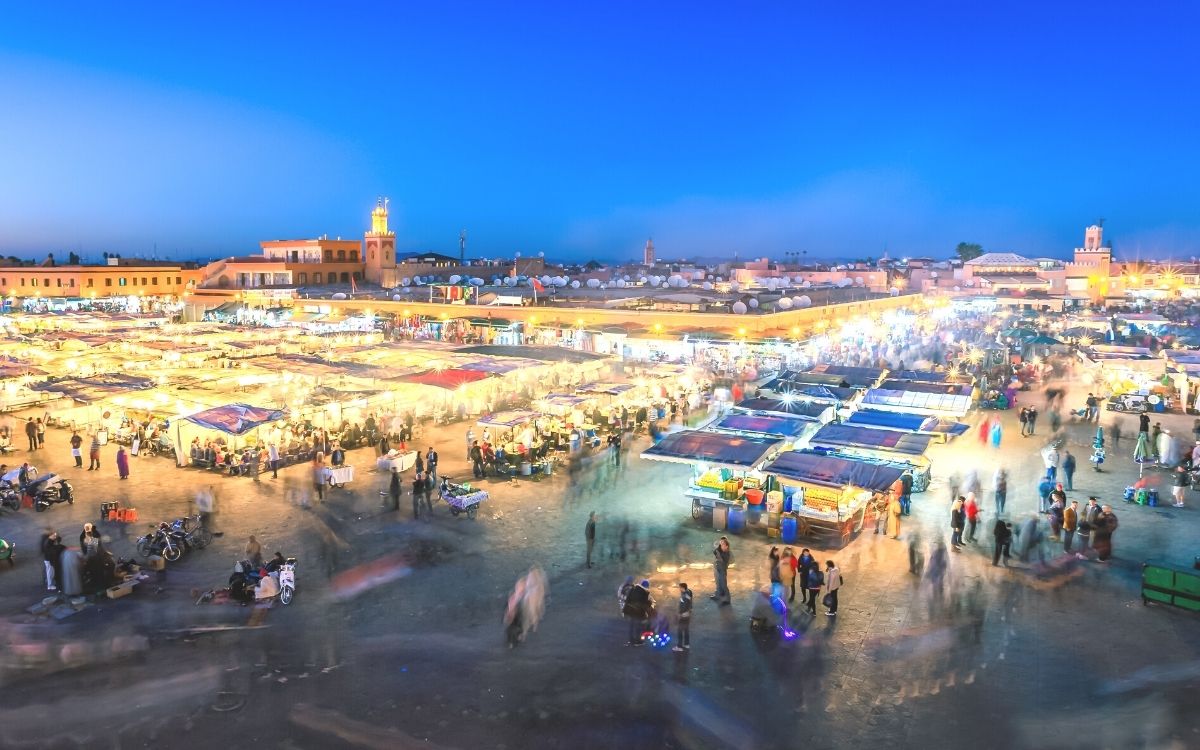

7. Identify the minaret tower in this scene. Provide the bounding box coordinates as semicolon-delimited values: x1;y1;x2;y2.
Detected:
644;238;655;266
364;197;397;287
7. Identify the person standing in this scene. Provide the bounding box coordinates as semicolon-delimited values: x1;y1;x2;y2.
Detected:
1062;450;1077;491
268;441;280;479
994;467;1008;515
116;446;130;480
425;447;438;481
989;418;1003;449
584;511;597;568
1037;475;1055;513
1018;407;1029;437
1079;496;1102;550
991;519;1012;567
1093;505;1119;562
622;579;653;645
768;546;783;600
1171;465;1189;508
899;471;914;516
1085;393;1099;422
672;582;692;652
1048;496;1064;541
388;467;401;511
465;427;475;460
469;441;484;479
1026;406;1038;436
823;560;842;616
1138;412;1151;436
710;537;731;605
873;494;889;535
40;529;61;591
1042;444;1059;482
25;418;37;452
35;418;45;449
69;431;83;468
964;494;980;543
804;556;824;615
244;535;263;568
950;497;965;550
1062;499;1079;552
312;458;327;503
88;432;101;471
887;492;903;539
781;547;798;603
410;470;424;520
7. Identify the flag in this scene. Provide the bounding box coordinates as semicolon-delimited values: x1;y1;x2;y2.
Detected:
531;278;545;293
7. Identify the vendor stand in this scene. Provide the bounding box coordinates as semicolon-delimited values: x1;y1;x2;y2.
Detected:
804;423;934;492
708;412;819;449
860;385;973;418
842;408;968;442
761;450;905;547
641;430;784;522
439;479;488;519
375;450;418;473
327;464;355;489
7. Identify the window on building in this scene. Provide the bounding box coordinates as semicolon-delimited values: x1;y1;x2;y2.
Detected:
336;250;345;261
297;272;308;285
105;278;112;287
118;278;126;286
20;278;25;286
56;278;62;287
152;277;158;285
142;277;148;286
69;279;74;287
290;251;299;262
338;272;348;283
350;251;359;261
176;276;182;284
324;251;333;262
313;272;322;285
87;279;93;287
30;278;37;287
0;278;5;287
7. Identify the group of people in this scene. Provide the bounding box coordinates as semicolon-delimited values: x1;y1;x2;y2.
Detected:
40;523;117;595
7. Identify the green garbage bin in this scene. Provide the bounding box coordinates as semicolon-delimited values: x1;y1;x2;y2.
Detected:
1142;561;1200;612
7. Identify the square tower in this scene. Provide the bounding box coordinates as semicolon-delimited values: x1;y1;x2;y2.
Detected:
364;197;398;287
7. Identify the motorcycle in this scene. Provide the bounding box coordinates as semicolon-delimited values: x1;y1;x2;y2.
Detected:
0;483;20;512
228;557;297;605
0;538;13;567
29;475;74;512
170;514;213;551
136;523;185;562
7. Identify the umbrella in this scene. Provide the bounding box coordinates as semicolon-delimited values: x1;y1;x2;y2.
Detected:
1133;431;1152;477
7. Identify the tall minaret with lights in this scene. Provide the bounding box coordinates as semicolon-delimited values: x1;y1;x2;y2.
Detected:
364;197;397;287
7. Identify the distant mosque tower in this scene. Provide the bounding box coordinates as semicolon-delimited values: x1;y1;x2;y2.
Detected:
364;197;397;287
644;238;655;266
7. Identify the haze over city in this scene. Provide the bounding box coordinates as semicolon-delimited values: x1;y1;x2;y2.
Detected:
2;2;1199;262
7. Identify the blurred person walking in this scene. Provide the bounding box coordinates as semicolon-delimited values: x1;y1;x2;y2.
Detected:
887;492;903;539
710;537;731;605
804;554;823;615
585;511;597;568
994;467;1008;515
87;432;101;471
1171;464;1189;508
964;493;981;542
1093;505;1119;562
991;519;1012;566
387;467;401;511
1062;450;1077;491
781;547;797;603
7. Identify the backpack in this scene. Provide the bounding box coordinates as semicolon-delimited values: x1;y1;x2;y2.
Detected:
809;569;824;588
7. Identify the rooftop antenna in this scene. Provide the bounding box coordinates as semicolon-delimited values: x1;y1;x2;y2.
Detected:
459;229;467;265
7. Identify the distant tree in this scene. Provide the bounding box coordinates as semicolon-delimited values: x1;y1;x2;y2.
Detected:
585;259;602;270
955;242;984;262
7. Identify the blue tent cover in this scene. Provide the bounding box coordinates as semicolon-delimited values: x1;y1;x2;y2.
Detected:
809;424;933;456
735;398;828;420
845;410;970;437
763;450;905;492
184;404;285;435
641;430;782;468
713;413;811;439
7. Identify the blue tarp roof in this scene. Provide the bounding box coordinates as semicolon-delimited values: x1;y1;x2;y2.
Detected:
31;374;156;404
762;450;906;492
809;423;934;456
183;404;285;435
845;410;970;437
641;430;782;469
734;398;830;420
712;413;812;439
478;410;541;428
879;380;973;396
863;388;973;415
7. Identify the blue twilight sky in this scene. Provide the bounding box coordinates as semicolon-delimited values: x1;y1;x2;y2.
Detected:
1;2;1198;264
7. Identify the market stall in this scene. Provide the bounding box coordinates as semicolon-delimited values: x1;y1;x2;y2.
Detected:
376;450;418;473
843;408;969;442
761;450;905;546
708;412;820;448
641;430;784;522
803;423;933;492
171;403;286;468
860;385;973;417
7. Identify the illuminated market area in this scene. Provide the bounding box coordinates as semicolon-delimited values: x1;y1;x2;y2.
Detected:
5;5;1200;748
0;216;1198;748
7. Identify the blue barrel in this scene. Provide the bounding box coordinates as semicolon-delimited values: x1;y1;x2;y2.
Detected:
1148;488;1159;507
727;508;746;534
781;516;798;543
1123;487;1135;502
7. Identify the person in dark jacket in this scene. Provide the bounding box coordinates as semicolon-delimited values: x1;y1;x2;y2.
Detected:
388;468;401;511
672;582;693;651
710;537;731;605
469;441;484;478
992;519;1012;566
25;418;37;452
950;498;965;549
410;471;424;520
899;471;914;515
622;579;653;645
1092;506;1119;561
1062;450;1077;491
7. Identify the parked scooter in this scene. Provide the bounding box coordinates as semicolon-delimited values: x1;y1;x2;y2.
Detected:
29;475;74;512
0;483;20;512
228;556;297;605
0;538;14;567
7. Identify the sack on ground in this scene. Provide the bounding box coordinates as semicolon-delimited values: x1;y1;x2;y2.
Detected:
822;593;833;608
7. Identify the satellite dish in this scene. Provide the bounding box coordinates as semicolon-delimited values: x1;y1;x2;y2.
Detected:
777;297;793;309
748;298;759;308
732;301;748;314
392;294;402;301
571;280;580;288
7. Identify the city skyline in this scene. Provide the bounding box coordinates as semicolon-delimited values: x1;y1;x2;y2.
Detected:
2;3;1199;262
